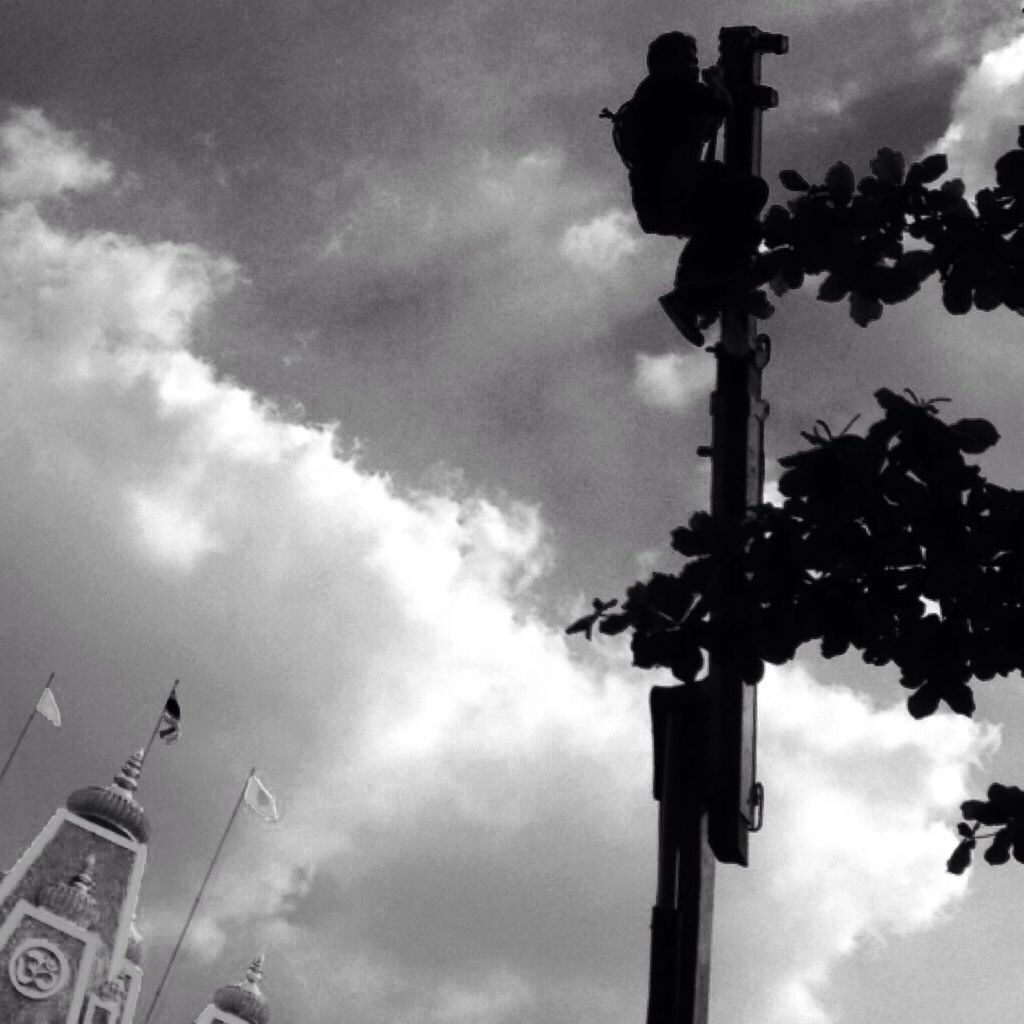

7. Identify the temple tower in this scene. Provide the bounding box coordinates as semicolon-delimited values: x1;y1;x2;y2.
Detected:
189;955;270;1024
0;751;149;1023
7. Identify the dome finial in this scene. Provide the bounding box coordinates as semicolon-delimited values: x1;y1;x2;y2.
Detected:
214;955;270;1023
66;750;151;843
245;954;265;988
114;749;145;795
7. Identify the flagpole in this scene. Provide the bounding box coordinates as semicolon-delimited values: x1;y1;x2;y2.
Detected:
0;673;54;790
142;767;255;1024
142;680;178;764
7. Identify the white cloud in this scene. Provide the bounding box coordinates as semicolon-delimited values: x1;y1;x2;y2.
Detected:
185;917;228;962
926;31;1024;193
560;209;639;271
0;111;1000;1024
715;665;999;1024
424;971;532;1024
0;107;113;201
634;350;716;411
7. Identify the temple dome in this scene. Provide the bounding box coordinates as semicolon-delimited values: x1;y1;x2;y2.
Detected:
66;750;150;843
214;955;270;1024
36;854;99;928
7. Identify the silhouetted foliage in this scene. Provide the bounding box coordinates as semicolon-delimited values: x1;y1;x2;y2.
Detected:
946;783;1024;874
573;389;1023;714
757;130;1024;329
571;389;1024;874
654;130;1024;345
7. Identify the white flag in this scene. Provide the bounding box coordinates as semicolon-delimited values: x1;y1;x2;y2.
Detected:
244;773;279;822
35;687;61;728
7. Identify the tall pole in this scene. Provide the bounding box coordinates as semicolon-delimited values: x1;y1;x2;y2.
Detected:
0;673;55;790
142;679;179;765
647;684;715;1024
142;767;254;1024
707;25;786;868
647;25;786;1024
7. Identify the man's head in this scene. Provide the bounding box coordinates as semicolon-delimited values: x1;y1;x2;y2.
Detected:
647;32;699;76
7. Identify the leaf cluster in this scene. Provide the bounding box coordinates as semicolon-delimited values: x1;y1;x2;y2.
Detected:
568;393;1024;872
573;389;1023;717
949;784;1024;874
755;129;1024;327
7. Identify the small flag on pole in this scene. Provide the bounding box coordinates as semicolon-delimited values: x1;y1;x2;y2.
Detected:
244;773;279;822
35;683;61;728
157;687;181;743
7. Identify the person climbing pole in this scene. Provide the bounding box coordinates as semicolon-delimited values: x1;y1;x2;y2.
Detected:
603;31;732;237
603;32;771;345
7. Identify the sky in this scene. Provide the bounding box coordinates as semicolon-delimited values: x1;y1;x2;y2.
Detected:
1;2;1024;1023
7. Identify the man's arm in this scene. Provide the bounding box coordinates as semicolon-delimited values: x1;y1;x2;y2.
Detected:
700;66;733;114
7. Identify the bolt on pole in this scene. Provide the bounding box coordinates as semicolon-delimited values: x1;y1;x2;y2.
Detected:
646;25;786;1024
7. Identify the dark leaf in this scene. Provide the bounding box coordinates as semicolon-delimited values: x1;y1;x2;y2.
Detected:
973;280;1002;311
874;387;905;413
769;270;792;297
817;273;849;302
961;798;1005;826
779;169;811;192
907;682;942;719
985;828;1013;865
870;147;905;185
779;260;804;290
996;149;1024;195
951;418;1000;454
941;680;976;717
857;175;882;197
940;177;966;199
946;838;974;875
849;291;884;326
669;639;704;683
824;161;855;201
875;266;920;304
741;653;766;685
942;272;973;315
820;632;850;658
566;613;599;637
912;153;948;184
762;205;792;246
956;822;975;838
895;250;936;281
671;527;705;557
598;613;632;636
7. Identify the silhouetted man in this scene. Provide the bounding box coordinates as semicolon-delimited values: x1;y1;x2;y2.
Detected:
604;33;770;344
605;32;732;236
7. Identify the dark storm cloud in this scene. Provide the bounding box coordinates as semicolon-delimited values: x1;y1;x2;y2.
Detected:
3;0;1013;612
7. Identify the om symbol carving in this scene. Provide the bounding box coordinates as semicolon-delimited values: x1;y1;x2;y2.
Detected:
9;939;69;999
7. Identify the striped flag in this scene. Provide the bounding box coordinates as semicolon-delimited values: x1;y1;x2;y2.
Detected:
35;683;61;728
157;686;181;743
244;773;279;822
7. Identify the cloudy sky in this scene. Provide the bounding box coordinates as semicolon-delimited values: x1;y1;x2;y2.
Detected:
1;2;1024;1023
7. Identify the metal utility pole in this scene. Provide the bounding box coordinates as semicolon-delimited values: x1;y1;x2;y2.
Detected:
647;25;786;1024
707;23;787;869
